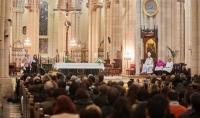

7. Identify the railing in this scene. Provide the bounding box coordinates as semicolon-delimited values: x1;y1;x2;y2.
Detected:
20;80;50;118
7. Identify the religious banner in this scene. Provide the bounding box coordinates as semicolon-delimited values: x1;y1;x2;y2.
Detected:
39;38;48;53
143;0;159;17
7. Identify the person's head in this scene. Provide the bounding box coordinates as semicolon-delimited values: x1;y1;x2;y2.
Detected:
137;88;149;101
41;74;51;83
46;88;55;98
161;87;170;96
158;58;162;62
34;79;42;85
190;92;200;112
152;74;156;79
184;90;194;106
106;87;120;104
151;84;159;94
146;94;169;118
33;54;37;58
82;79;91;89
44;81;54;90
98;74;104;82
126;84;139;105
51;75;57;82
75;88;90;100
161;74;166;81
53;95;77;115
57;80;66;89
147;52;151;58
180;73;186;80
167;91;178;101
168;58;171;62
110;81;119;86
127;79;134;88
71;75;78;81
99;85;109;94
118;81;124;87
112;85;126;97
88;75;95;84
182;66;186;70
79;105;102;118
110;97;132;118
171;75;175;80
69;82;79;94
53;88;68;100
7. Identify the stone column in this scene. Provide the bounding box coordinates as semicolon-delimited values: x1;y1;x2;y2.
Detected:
25;0;40;56
4;0;11;78
198;0;200;74
0;0;5;77
190;0;198;74
122;0;136;73
135;0;141;75
103;0;111;59
87;0;103;62
184;0;191;69
0;0;13;95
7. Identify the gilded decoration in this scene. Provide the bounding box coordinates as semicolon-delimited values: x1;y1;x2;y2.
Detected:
143;0;159;17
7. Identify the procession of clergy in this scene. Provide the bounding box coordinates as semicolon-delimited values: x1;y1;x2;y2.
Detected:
142;52;173;74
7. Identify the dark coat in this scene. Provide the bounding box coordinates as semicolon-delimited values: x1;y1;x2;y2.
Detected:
189;111;200;118
101;103;113;118
94;93;107;108
178;109;194;118
74;99;94;111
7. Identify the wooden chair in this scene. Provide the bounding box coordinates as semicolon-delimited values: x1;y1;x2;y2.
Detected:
126;64;136;75
9;62;16;75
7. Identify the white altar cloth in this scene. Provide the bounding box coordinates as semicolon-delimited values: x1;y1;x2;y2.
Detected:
54;63;104;70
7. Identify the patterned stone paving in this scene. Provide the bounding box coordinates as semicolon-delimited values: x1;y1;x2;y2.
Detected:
0;99;22;118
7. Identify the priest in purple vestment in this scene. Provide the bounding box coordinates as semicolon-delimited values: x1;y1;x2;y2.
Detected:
155;58;165;71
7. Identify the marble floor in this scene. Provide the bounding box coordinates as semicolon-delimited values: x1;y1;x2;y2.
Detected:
0;99;22;118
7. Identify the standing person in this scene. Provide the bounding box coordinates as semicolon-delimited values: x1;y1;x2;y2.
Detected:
23;54;31;74
142;52;154;73
32;54;38;74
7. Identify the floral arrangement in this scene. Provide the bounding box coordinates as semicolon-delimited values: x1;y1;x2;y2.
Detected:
95;58;104;64
65;54;71;63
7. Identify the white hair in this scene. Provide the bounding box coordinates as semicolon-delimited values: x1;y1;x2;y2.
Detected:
71;75;78;81
33;76;40;81
44;81;54;90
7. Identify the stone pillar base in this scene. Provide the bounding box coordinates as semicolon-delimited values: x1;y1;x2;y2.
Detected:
0;77;13;97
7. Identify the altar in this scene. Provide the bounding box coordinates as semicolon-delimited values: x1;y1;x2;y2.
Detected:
54;63;104;75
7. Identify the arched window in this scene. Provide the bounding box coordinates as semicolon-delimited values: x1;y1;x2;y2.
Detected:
39;0;48;35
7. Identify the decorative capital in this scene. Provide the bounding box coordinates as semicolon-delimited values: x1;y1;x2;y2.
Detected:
93;2;103;11
115;0;119;4
105;0;111;9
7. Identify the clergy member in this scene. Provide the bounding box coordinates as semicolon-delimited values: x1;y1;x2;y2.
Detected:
142;52;154;73
163;58;173;74
155;58;165;71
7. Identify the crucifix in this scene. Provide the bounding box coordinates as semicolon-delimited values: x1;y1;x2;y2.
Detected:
53;3;81;54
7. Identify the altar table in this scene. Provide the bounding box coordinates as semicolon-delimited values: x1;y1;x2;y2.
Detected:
54;63;104;75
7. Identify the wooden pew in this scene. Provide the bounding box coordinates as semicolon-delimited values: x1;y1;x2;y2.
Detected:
29;95;34;118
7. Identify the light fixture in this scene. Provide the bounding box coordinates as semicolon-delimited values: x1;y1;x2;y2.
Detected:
24;38;31;49
69;38;77;48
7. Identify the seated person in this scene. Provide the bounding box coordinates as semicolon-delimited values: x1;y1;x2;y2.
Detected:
155;58;165;71
181;66;189;76
142;52;154;74
163;58;173;74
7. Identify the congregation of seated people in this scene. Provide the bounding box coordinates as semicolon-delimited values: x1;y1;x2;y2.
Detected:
16;71;200;118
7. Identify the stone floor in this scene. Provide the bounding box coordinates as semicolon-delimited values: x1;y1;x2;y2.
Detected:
0;99;22;118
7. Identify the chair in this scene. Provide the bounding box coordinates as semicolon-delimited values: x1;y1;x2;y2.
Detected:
9;62;16;75
126;64;136;75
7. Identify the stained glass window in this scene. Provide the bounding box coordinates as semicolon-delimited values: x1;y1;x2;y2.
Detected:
39;0;48;35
